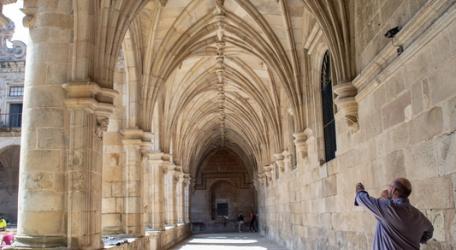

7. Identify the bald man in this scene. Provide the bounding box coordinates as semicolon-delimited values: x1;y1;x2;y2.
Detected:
355;178;434;250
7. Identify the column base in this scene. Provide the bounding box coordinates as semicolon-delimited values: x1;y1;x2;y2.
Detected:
9;235;67;249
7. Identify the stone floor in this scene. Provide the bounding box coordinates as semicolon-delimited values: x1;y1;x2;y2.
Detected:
169;233;288;250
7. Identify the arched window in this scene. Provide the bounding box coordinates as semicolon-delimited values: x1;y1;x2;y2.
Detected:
321;51;336;162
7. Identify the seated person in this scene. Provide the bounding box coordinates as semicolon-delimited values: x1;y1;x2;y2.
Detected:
0;218;6;232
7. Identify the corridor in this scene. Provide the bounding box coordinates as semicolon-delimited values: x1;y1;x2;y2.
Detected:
170;233;288;250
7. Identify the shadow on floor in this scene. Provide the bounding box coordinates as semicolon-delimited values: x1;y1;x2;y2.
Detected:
169;232;288;250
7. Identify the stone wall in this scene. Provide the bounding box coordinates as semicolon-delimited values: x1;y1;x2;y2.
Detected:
102;131;125;234
351;0;427;73
258;4;456;250
191;149;256;232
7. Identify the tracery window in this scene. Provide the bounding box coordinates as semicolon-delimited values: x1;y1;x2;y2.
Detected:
321;51;336;162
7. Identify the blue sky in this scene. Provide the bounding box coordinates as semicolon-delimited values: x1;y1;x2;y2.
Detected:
3;0;28;44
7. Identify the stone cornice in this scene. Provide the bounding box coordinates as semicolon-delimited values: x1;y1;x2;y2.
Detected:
353;0;455;101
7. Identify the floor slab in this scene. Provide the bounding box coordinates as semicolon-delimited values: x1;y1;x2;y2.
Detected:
169;233;288;250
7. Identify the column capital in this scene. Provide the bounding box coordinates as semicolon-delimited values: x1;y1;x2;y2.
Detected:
273;153;285;172
63;82;118;113
63;82;117;138
333;81;359;131
121;128;145;140
273;153;284;161
293;128;312;158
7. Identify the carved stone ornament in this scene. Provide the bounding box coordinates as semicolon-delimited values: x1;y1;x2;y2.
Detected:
0;20;26;61
96;117;109;138
333;81;359;131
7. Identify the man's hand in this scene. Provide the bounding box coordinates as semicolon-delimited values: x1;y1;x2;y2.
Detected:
356;182;365;193
380;189;389;199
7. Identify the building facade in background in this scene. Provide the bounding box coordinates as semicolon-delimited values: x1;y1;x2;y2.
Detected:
0;18;25;223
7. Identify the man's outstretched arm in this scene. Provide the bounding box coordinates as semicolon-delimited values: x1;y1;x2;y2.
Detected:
355;183;386;219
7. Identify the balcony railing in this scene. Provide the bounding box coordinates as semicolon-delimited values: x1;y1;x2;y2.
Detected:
0;113;22;129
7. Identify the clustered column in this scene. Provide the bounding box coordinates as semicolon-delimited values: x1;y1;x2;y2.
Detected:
13;1;112;248
176;172;184;224
121;129;146;236
183;175;191;224
164;165;176;226
144;152;169;231
64;83;116;249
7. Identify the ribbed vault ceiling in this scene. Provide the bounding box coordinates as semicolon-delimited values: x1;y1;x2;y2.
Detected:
119;0;351;177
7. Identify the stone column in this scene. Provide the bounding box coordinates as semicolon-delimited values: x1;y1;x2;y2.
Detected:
282;150;291;171
264;165;273;186
164;166;177;226
121;129;145;236
183;175;191;224
64;83;116;249
145;152;168;231
176;172;184;224
13;1;83;247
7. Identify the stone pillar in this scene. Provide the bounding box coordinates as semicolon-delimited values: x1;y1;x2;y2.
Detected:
121;129;145;236
13;1;73;248
176;172;184;224
264;165;273;186
164;166;177;226
145;152;168;231
282;150;291;171
64;83;116;249
183;175;190;224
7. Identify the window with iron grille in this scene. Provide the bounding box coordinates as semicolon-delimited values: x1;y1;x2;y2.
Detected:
9;86;24;97
321;51;336;162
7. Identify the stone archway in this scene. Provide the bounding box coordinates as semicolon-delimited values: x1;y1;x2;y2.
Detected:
191;149;256;233
0;145;20;224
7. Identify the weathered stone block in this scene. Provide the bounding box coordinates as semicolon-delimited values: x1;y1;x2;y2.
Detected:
383;150;406;182
102;198;116;213
104;165;122;182
386;122;409;152
428;56;456;105
25;172;55;191
21;211;65;235
441;95;456;133
435;133;456;176
322;175;337;197
410;106;443;144
28;85;65;107
411;81;424;115
111;182;125;197
405;141;438;180
410;177;453;209
382;91;411;129
23;150;62;172
37;128;64;149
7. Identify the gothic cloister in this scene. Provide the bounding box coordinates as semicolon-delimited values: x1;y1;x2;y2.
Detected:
0;0;456;249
